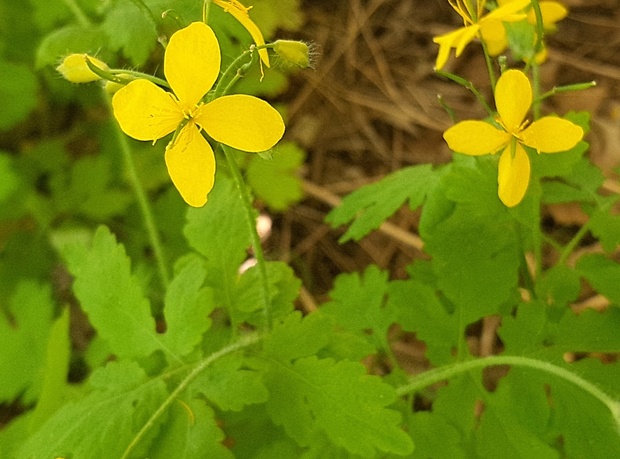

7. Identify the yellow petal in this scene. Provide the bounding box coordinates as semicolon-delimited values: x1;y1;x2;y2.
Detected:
165;22;221;109
498;142;530;207
528;2;568;28
495;69;532;133
433;26;479;69
165;124;216;207
521;116;584;153
480;19;508;55
454;25;480;57
433;28;466;70
197;94;285;152
443;120;511;155
480;18;506;42
486;0;530;21
213;0;270;67
112;79;182;141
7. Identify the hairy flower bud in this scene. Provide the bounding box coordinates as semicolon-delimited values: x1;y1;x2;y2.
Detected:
56;54;109;83
272;40;312;69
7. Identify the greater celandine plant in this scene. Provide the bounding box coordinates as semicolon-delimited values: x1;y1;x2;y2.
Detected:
3;0;619;458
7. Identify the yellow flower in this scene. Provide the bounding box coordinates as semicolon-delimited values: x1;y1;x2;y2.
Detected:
433;0;530;70
213;0;270;68
112;22;285;207
495;1;567;62
498;0;568;31
56;54;109;83
443;69;583;207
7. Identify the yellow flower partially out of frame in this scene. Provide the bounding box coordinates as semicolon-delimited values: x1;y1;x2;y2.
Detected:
498;0;568;31
112;22;284;207
490;1;568;63
443;69;583;207
213;0;270;68
433;0;530;70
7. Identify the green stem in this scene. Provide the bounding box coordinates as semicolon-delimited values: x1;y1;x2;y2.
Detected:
121;333;262;459
530;0;545;58
203;0;212;23
86;59;170;89
479;39;497;92
211;49;254;99
557;196;618;266
222;145;274;331
531;63;542;119
62;0;91;27
396;355;620;425
103;91;170;289
557;218;592;266
437;95;458;123
436;70;495;118
536;81;597;103
109;69;170;89
211;44;272;100
542;233;563;253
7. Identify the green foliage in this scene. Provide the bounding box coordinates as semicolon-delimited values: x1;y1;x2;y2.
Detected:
102;1;158;65
326;164;438;242
63;226;163;360
0;281;55;404
263;313;414;456
20;361;169;458
1;0;619;458
0;60;38;130
148;399;234;459
247;141;305;211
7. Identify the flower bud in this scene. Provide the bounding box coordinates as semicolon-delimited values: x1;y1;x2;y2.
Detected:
56;54;109;83
272;40;312;69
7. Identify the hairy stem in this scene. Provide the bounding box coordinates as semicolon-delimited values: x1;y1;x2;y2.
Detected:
436;70;495;118
203;0;212;23
121;333;262;458
396;355;619;425
103;91;170;289
479;38;497;92
222;145;274;330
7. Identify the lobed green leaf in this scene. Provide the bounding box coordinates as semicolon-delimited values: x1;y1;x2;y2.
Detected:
20;361;168;459
0;281;55;404
161;258;212;360
264;355;414;457
319;265;393;353
246;142;305;211
191;354;269;412
63;225;167;360
326;164;438;242
148;399;234;459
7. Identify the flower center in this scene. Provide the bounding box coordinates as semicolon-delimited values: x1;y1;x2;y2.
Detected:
182;102;204;123
496;115;531;140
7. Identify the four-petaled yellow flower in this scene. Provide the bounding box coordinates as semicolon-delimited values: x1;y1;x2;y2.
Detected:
443;69;583;207
213;0;270;68
112;22;285;207
433;0;530;70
